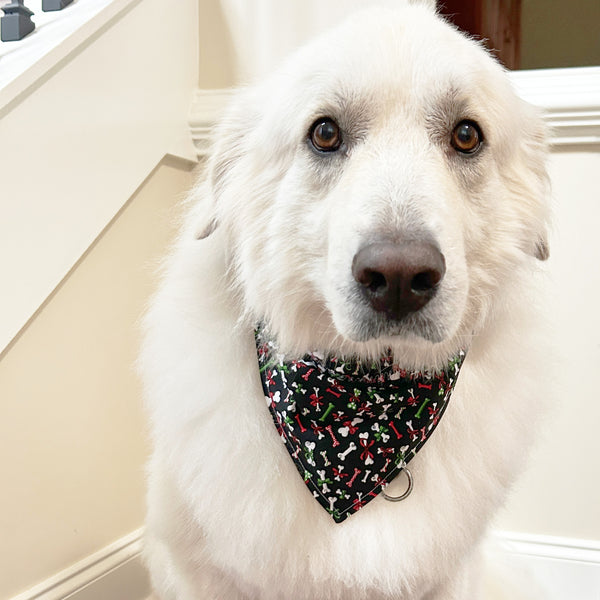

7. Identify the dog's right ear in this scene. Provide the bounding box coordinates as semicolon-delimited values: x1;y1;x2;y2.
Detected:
194;89;258;240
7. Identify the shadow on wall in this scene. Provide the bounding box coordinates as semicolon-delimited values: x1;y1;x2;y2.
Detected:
200;0;420;87
198;0;237;88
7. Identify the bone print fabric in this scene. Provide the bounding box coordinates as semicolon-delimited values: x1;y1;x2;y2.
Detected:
256;329;466;523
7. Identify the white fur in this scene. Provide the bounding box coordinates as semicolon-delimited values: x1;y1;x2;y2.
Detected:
140;4;551;599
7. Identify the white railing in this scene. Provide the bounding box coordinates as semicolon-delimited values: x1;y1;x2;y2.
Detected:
0;0;140;110
1;0;71;43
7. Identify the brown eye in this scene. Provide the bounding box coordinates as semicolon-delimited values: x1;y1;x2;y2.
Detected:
309;118;342;152
451;120;483;154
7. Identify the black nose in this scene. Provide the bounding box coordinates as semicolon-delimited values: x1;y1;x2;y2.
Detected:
352;241;445;321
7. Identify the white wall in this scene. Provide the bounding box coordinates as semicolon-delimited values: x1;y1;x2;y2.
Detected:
209;0;408;85
497;150;600;541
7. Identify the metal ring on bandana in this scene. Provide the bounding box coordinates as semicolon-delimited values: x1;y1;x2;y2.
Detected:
381;467;413;502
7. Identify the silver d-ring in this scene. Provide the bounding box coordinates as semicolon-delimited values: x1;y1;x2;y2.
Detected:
381;467;413;502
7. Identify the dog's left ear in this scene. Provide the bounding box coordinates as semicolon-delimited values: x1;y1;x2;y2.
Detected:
534;236;550;261
512;101;552;262
195;215;218;240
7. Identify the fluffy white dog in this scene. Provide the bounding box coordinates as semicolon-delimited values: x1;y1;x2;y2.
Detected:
140;2;551;598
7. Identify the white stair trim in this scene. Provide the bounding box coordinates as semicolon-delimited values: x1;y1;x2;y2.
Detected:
188;67;600;158
8;529;148;600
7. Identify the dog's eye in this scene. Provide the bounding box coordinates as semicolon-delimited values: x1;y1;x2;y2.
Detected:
451;120;483;154
309;118;342;152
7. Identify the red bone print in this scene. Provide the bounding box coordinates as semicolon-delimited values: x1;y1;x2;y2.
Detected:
388;421;403;440
294;414;307;433
301;368;315;381
346;467;361;488
325;424;340;447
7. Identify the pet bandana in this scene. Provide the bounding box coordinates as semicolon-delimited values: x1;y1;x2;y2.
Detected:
256;329;466;523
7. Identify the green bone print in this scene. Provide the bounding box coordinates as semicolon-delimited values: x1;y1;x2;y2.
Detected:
414;397;431;419
319;402;335;422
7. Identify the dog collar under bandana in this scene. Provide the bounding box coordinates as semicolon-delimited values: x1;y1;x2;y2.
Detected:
256;329;466;523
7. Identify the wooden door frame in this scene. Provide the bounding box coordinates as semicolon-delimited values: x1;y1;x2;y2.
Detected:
439;0;522;70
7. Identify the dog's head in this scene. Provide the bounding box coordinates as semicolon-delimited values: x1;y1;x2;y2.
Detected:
199;2;550;364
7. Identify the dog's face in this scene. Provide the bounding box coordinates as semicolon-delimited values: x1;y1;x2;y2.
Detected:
203;4;549;364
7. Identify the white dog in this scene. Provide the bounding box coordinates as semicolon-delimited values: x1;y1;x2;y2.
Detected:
140;2;551;599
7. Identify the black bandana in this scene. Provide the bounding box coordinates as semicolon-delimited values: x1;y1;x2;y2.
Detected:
256;329;466;523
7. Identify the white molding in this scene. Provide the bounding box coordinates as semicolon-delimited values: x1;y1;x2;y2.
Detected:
493;531;600;600
188;88;235;158
509;66;600;147
188;67;600;157
495;530;600;564
8;529;149;600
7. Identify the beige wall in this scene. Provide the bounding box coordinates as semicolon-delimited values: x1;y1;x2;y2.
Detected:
496;150;600;541
198;0;237;89
0;157;195;600
521;0;600;69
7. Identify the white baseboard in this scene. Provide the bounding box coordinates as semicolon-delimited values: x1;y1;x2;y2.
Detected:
9;528;599;600
9;529;149;600
493;531;600;600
